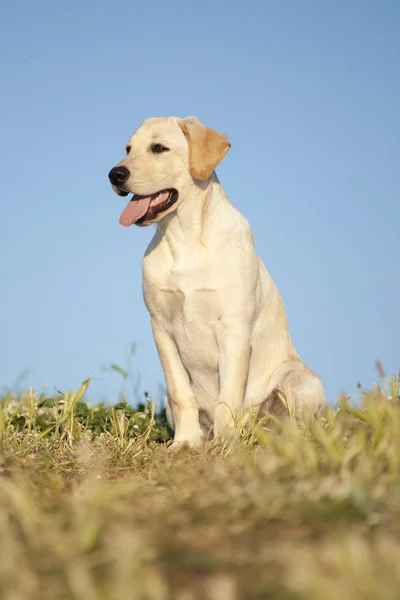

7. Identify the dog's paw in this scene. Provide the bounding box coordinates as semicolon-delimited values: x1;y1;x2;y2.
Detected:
213;403;236;439
168;435;204;452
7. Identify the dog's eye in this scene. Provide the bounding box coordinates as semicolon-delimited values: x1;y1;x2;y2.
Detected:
125;145;131;155
151;143;170;154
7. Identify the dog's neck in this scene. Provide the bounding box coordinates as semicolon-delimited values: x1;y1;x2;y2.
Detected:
156;173;229;248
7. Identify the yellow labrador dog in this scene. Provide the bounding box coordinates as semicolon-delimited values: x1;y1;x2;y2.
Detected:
109;117;325;447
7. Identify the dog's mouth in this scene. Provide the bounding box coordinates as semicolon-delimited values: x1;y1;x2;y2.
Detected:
119;189;179;227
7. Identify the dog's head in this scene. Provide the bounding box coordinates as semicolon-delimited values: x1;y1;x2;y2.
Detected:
108;117;231;227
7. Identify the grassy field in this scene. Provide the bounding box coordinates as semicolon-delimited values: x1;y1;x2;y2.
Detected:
1;370;400;600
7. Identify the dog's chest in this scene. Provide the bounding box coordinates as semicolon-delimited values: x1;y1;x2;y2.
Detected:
143;245;223;330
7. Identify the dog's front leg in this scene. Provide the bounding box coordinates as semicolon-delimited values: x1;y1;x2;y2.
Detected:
151;319;204;448
214;324;251;439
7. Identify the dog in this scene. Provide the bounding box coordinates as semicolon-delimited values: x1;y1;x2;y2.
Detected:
109;117;325;447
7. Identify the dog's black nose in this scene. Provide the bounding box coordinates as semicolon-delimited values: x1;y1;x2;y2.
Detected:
108;166;130;186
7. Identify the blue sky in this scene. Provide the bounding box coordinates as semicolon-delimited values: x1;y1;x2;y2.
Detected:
0;0;399;406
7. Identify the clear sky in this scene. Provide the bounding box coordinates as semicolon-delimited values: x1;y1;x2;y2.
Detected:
1;0;399;406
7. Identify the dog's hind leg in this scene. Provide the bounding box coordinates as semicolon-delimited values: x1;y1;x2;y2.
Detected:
260;360;325;423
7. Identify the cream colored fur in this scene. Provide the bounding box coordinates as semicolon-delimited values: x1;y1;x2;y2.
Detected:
111;116;325;447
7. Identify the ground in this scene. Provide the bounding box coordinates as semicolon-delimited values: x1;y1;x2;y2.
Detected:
1;371;400;600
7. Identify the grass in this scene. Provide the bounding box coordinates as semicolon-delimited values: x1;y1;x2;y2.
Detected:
1;370;400;600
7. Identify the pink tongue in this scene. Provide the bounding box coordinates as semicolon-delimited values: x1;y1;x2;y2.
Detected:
119;197;152;227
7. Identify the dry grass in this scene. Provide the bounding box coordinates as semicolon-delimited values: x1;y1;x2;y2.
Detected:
1;371;400;600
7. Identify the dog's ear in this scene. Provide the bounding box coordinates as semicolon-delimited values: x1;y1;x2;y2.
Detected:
179;118;231;181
